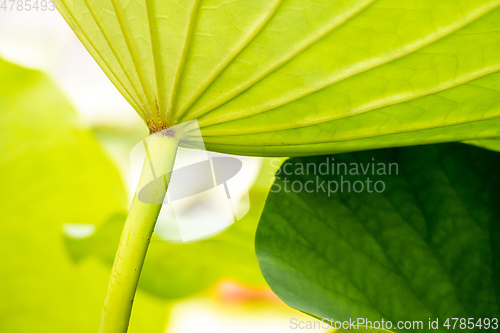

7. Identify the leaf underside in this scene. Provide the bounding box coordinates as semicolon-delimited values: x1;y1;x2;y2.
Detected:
55;0;500;156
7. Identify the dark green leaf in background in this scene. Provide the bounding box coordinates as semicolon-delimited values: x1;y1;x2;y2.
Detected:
256;143;500;332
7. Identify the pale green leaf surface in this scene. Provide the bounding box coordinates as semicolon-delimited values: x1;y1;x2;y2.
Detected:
0;58;169;333
255;143;500;332
55;0;500;155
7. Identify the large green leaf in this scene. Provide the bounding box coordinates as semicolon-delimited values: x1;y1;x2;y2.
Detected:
55;0;500;156
0;58;169;333
255;143;500;332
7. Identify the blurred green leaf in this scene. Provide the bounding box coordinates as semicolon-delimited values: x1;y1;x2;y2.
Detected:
0;58;169;332
256;143;500;332
56;0;500;156
65;158;282;299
